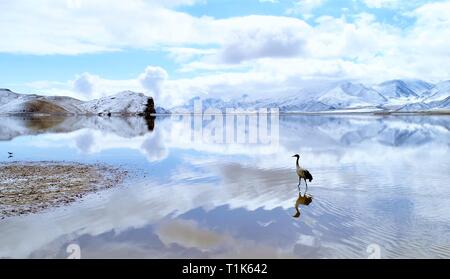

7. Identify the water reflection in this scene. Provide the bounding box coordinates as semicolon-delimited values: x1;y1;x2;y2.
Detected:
293;192;313;218
0;114;450;258
0;115;155;141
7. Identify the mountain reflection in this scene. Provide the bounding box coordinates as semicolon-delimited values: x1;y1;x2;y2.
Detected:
0;115;155;141
2;114;450;148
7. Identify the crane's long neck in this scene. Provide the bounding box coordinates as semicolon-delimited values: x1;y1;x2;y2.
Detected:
296;157;300;168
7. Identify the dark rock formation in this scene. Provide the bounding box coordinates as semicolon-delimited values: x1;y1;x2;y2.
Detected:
142;97;156;116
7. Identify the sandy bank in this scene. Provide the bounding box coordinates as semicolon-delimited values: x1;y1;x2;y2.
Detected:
0;161;127;218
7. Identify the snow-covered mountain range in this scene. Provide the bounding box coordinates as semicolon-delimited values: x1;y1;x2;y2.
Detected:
171;79;450;113
0;89;156;116
1;79;450;115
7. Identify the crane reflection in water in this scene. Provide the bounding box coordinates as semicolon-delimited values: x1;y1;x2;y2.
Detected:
292;192;313;218
291;153;313;219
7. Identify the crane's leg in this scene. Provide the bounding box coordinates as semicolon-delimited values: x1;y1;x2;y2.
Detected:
297;177;301;192
304;179;308;194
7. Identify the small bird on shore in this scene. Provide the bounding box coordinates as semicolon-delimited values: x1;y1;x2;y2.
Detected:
292;154;313;193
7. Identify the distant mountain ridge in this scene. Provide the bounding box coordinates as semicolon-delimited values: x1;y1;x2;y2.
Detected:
171;79;450;113
2;78;450;115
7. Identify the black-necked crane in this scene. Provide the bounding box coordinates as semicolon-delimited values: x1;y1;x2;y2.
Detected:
292;154;313;193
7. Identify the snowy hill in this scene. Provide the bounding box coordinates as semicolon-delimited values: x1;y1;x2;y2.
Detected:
317;82;387;109
424;81;450;102
0;89;156;116
396;102;431;112
0;89;20;104
400;80;434;96
374;80;420;100
276;100;333;112
80;91;154;115
397;96;450;112
438;96;450;109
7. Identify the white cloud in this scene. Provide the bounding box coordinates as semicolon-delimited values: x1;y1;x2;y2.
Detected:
7;0;450;103
0;2;313;57
166;47;217;63
138;66;169;100
156;0;206;7
363;0;400;9
412;1;450;28
286;0;325;17
140;130;169;162
0;0;214;55
156;219;227;251
73;73;99;96
219;19;308;63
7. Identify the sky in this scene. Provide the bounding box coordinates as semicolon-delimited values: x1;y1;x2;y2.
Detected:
0;0;449;106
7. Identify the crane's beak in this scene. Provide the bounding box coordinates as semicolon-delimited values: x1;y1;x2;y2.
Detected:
292;155;296;157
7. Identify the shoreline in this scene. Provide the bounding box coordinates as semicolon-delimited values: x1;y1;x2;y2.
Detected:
0;161;128;219
1;110;450;117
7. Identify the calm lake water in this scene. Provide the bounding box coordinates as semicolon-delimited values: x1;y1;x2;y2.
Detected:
0;114;450;258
